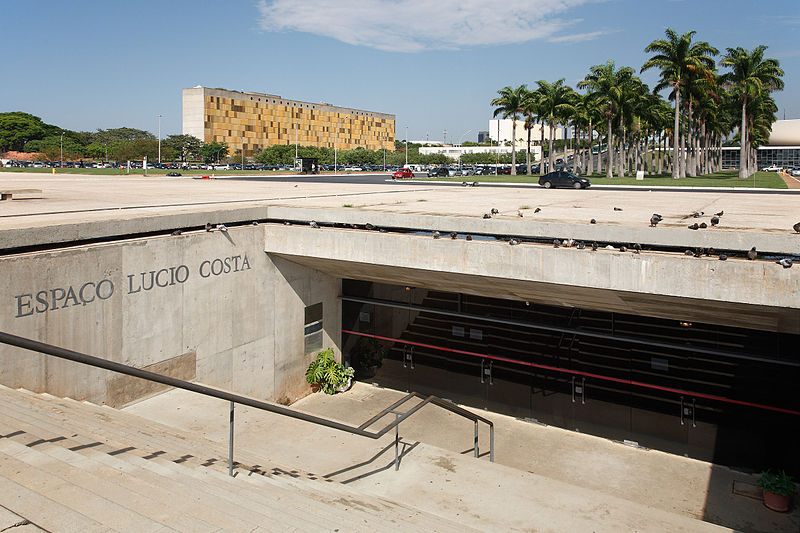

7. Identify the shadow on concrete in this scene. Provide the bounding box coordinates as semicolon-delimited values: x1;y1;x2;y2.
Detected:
322;439;420;485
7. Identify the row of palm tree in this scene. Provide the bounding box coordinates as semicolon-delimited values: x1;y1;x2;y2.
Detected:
490;28;785;178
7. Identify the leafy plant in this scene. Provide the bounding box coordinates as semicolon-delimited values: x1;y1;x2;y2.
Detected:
758;470;797;497
305;348;354;395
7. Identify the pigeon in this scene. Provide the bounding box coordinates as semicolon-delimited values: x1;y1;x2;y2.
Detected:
483;213;492;219
590;219;597;224
688;223;699;230
433;231;440;239
777;258;793;269
747;247;757;260
309;221;319;228
692;211;704;218
633;243;641;254
699;222;707;229
472;182;479;187
710;216;719;227
283;221;291;226
379;228;387;233
715;211;724;217
509;239;519;246
171;229;182;236
205;222;213;231
613;207;623;211
365;223;375;230
462;181;469;186
216;224;228;232
591;242;598;251
693;248;703;258
450;232;458;239
649;215;661;227
534;207;541;213
517;210;524;217
605;245;616;250
491;208;499;215
466;235;473;241
564;239;574;248
252;221;259;226
553;239;560;248
719;254;728;261
619;246;627;253
685;250;694;256
793;222;800;233
653;213;664;221
576;241;586;250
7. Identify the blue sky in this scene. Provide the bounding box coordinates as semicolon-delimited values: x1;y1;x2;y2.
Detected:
2;1;798;142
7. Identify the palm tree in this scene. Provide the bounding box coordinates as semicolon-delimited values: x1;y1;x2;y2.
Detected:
578;61;632;178
719;45;784;178
642;28;718;179
535;79;576;173
491;85;529;175
521;89;540;175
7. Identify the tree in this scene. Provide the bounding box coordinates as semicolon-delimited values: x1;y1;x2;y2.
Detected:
0;112;60;152
719;45;784;178
164;134;202;162
642;29;718;179
535;79;576;175
198;142;229;163
491;85;529;175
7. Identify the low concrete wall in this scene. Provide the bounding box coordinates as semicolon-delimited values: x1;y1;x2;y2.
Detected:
0;226;340;405
265;226;800;334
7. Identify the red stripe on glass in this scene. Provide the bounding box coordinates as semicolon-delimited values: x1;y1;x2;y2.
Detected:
342;329;799;416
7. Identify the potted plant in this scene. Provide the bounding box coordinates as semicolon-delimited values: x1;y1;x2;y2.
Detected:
305;348;355;395
350;337;386;379
758;470;797;512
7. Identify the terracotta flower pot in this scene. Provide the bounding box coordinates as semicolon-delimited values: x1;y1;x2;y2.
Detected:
763;490;792;512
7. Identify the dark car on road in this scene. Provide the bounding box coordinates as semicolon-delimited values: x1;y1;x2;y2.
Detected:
538;171;591;189
427;167;449;177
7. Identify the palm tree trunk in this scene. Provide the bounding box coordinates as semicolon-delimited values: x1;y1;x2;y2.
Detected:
548;121;555;173
511;120;517;175
539;121;546;176
526;126;532;175
587;122;594;175
739;99;747;179
606;115;614;179
672;90;680;179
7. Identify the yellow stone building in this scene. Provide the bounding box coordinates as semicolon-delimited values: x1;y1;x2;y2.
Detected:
182;86;395;158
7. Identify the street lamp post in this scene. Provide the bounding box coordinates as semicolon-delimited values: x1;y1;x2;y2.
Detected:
294;122;300;164
334;115;349;174
241;136;245;170
458;129;472;172
60;132;63;167
157;114;162;164
405;125;408;166
496;120;500;175
383;135;386;172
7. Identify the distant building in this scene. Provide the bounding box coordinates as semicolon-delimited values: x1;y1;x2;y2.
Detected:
182;86;395;157
419;144;541;161
721;119;800;169
489;119;562;149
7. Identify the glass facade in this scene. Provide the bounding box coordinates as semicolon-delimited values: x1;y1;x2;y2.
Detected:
721;146;800;169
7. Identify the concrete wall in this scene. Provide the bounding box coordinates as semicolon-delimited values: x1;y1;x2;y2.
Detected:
0;226;340;406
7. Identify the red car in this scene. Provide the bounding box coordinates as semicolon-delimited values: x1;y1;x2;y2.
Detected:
392;168;414;179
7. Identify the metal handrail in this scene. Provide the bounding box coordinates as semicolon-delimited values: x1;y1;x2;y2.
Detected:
0;331;494;475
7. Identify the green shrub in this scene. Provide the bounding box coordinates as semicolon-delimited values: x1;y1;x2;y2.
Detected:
305;348;354;395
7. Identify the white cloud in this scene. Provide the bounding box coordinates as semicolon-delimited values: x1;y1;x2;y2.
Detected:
257;0;606;52
547;29;618;43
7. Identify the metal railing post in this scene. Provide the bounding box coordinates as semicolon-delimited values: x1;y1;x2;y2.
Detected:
394;412;400;471
474;420;479;458
229;401;235;476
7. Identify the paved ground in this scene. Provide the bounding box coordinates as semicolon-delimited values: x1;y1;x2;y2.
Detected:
1;172;799;235
125;383;799;533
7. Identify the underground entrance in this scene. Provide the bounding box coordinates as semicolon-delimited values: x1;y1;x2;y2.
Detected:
340;279;800;476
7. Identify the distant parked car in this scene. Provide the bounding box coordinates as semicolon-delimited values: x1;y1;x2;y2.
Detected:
392;168;414;179
344;166;363;172
427;167;449;177
790;167;800;177
538;171;591;189
761;165;783;172
166;171;182;177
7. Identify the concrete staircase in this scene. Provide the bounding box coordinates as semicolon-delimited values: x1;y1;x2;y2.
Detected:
0;384;476;533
